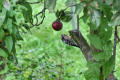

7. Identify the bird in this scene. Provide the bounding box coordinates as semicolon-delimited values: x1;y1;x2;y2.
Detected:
61;34;79;48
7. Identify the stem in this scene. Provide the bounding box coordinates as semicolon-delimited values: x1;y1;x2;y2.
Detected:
71;5;76;30
27;1;41;4
105;26;118;80
64;4;79;11
59;49;63;80
69;30;94;61
30;0;46;26
113;26;117;69
116;25;120;42
77;15;79;31
100;67;104;80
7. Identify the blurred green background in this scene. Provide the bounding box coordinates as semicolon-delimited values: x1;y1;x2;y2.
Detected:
5;0;120;80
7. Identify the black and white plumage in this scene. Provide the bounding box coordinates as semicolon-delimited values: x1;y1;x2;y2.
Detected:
61;34;79;48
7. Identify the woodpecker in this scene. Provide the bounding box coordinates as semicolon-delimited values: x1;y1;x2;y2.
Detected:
61;34;79;48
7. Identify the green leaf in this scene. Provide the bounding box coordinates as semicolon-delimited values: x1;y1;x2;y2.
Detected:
98;18;113;41
102;41;113;60
55;10;72;22
81;7;89;23
91;9;101;27
22;24;30;30
5;36;13;53
84;61;100;80
3;0;11;11
88;23;97;30
0;48;8;57
7;7;14;17
0;0;4;8
88;34;102;50
97;0;113;5
98;27;112;41
0;0;4;4
103;56;115;78
46;0;56;12
20;2;33;22
55;10;60;18
109;12;120;26
0;29;5;40
12;24;17;37
0;61;3;65
100;4;112;21
0;64;8;74
113;0;120;10
55;10;65;19
75;3;85;14
4;18;12;33
65;0;77;6
0;8;7;27
105;0;113;5
16;31;23;40
94;41;113;61
61;11;72;22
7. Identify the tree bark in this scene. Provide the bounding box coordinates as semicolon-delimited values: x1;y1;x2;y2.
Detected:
69;30;93;61
61;29;117;80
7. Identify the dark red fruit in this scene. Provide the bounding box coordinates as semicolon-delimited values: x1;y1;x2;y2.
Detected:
52;21;63;31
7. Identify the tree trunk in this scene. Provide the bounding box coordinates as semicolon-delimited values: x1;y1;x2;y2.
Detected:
61;29;117;80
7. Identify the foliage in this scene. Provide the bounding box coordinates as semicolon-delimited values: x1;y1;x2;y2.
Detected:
0;0;120;80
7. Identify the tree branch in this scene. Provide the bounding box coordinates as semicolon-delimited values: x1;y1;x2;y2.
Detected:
61;30;94;61
77;15;79;31
105;26;118;80
30;0;46;26
69;30;93;61
113;26;117;63
116;26;120;42
26;1;41;4
61;10;93;61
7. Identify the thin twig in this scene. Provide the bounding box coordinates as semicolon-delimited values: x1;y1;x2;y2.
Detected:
113;26;117;70
59;49;63;80
30;0;46;26
64;3;79;11
71;5;76;30
115;25;120;42
77;15;79;31
116;33;120;42
35;8;46;17
100;67;104;80
27;1;41;4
